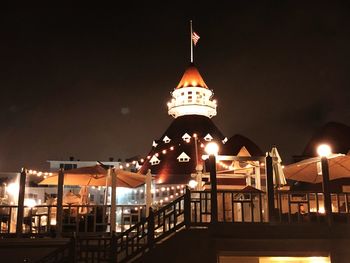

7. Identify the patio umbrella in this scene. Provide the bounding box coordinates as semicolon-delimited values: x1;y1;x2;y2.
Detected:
270;147;287;187
284;154;350;183
39;164;146;232
39;165;145;188
63;190;80;205
239;185;264;193
39;165;107;186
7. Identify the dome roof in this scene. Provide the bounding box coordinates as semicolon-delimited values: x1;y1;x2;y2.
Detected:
176;63;208;89
139;115;225;184
302;122;350;157
221;134;264;156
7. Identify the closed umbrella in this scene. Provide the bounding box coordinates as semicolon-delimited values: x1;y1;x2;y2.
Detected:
78;186;90;214
284;154;350;183
270;147;287;187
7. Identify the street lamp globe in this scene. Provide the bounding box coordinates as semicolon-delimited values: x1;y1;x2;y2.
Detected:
188;179;198;189
317;144;332;157
205;142;219;156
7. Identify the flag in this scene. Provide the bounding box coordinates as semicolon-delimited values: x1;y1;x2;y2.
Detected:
192;32;200;46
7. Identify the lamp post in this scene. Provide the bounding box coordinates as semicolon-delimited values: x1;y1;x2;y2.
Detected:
193;133;199;167
317;144;333;225
16;168;27;236
265;154;275;222
205;142;219;223
56;168;64;236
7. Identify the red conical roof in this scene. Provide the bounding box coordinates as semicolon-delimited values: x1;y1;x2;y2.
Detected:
176;64;208;89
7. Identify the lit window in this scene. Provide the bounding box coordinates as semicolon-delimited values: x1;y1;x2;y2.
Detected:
204;133;213;141
177;152;191;162
149;155;160;165
182;133;191;141
163;136;171;143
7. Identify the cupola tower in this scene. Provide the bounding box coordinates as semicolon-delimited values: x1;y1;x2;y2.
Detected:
167;63;217;118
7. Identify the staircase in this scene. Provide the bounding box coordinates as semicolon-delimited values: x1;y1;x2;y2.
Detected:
114;190;190;262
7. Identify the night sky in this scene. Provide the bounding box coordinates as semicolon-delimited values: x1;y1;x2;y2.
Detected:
1;2;350;171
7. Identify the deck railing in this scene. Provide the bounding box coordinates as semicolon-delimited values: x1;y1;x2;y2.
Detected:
190;190;267;224
115;193;187;262
275;191;350;223
3;189;350;262
2;190;350;238
0;204;145;236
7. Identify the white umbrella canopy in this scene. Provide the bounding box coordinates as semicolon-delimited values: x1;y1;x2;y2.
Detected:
39;165;146;188
284;154;350;183
270;147;287;187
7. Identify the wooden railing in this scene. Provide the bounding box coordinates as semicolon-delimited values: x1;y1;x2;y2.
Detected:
0;204;145;236
3;189;350;262
275;191;350;223
115;192;188;262
190;190;267;224
36;238;75;263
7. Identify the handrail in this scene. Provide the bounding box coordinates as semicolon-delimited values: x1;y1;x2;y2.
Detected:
2;189;350;262
114;193;187;262
0;204;146;236
36;238;75;263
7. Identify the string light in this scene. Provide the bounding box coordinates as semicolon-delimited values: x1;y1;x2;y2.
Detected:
27;169;53;177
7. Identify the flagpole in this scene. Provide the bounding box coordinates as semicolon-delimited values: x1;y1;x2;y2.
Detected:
190;20;193;63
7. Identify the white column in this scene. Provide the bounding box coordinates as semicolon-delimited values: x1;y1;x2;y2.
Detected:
195;164;203;191
146;169;153;217
255;162;261;190
246;174;252;186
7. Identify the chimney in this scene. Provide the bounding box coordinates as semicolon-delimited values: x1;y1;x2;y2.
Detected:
69;156;74;161
109;157;114;162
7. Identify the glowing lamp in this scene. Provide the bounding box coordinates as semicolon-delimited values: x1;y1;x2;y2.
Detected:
317;144;332;157
188;179;198;189
6;182;19;196
24;198;36;208
205;142;219;156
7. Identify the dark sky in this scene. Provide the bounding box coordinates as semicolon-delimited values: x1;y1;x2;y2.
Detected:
1;2;350;171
